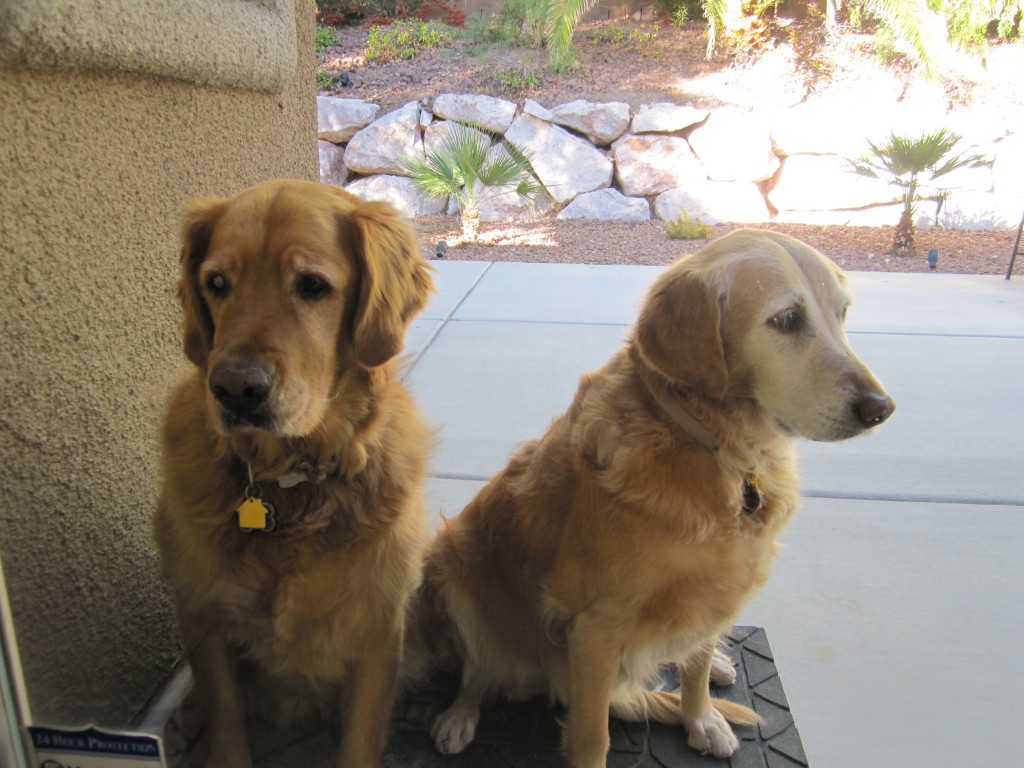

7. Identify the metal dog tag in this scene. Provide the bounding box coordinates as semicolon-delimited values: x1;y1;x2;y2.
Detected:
237;496;277;532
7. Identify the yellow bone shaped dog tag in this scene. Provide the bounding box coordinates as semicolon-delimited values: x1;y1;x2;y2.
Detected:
237;496;276;533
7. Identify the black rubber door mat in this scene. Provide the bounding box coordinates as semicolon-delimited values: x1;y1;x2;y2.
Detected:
385;626;808;768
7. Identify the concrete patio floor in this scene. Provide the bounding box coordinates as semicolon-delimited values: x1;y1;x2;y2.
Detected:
403;262;1024;768
221;262;1024;768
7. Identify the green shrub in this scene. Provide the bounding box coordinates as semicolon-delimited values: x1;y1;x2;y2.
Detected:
316;24;338;53
666;211;714;240
316;69;336;90
872;26;900;67
592;22;659;55
669;5;689;26
499;0;547;46
316;1;358;23
592;23;627;46
492;61;540;94
459;0;547;48
629;23;660;56
460;13;522;47
654;0;698;26
319;0;401;22
935;0;1023;48
366;20;452;62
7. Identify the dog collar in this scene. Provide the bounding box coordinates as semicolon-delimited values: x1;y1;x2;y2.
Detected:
642;378;721;451
274;471;309;488
235;464;310;533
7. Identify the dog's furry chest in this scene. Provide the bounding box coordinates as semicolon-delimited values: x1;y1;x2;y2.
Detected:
611;531;777;683
199;522;341;638
164;476;379;656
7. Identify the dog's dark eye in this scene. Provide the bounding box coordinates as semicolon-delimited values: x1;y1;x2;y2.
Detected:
206;272;229;298
768;306;804;334
839;306;849;323
296;273;332;300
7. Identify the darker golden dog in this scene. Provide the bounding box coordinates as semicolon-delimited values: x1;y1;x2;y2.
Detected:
154;179;433;768
413;229;894;766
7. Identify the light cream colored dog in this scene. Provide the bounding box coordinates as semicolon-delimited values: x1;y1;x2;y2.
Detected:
413;229;894;766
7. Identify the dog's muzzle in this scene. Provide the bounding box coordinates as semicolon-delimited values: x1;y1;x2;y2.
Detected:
209;362;274;430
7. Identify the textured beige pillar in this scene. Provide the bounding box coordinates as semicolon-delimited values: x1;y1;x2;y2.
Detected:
0;0;318;727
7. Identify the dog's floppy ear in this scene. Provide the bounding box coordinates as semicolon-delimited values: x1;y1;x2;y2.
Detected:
347;200;434;367
177;196;225;367
634;267;728;400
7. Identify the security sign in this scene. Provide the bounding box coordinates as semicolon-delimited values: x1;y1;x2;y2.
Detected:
27;725;164;768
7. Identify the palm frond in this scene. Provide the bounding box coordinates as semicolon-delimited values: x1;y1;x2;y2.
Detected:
400;122;492;200
545;0;598;70
866;0;938;74
702;0;730;58
857;129;993;184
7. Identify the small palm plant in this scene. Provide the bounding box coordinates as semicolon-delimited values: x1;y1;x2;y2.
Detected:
402;122;544;245
847;129;991;257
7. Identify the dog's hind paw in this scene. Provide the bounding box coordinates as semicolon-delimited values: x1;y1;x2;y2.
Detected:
709;647;737;686
686;708;739;758
431;706;480;755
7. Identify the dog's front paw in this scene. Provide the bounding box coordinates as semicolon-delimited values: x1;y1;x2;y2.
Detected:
709;647;737;686
686;708;739;758
431;706;480;755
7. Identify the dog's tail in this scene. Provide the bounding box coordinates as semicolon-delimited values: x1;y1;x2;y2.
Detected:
611;688;761;726
710;697;762;725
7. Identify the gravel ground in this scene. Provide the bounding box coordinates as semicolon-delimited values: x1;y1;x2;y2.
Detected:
415;216;1020;275
319;21;1023;276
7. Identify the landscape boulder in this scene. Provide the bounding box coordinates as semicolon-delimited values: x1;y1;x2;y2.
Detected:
654;181;767;224
557;188;650;221
550;100;630;145
504;114;613;204
612;134;705;197
422;120;493;154
523;99;553;121
345;174;446;217
993;132;1024;200
939;191;1020;230
631;103;707;134
688;106;778;183
318;140;347;186
475;180;554;222
344;101;421;176
432;93;517;134
316;96;380;144
768;153;893;212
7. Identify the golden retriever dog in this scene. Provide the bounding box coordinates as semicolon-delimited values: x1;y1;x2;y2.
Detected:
414;229;894;766
154;179;433;768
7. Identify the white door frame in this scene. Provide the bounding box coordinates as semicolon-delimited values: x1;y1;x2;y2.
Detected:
0;553;30;768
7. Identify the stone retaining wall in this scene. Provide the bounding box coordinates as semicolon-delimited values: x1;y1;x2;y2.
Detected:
318;93;1024;230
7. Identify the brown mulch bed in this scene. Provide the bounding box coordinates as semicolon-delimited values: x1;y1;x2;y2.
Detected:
416;217;1019;275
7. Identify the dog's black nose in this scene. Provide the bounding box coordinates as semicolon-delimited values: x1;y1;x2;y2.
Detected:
209;362;272;417
854;391;895;428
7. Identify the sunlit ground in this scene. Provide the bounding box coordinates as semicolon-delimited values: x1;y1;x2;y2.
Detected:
474;224;560;247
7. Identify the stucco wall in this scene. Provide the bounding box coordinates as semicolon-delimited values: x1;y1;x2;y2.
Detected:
0;0;317;727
